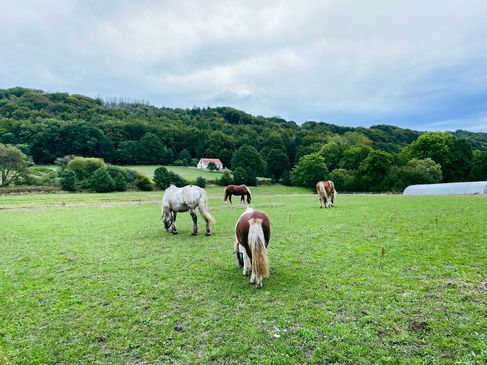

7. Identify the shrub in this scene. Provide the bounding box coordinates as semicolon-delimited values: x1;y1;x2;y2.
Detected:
24;167;58;186
89;168;115;192
107;166;128;191
153;166;169;189
166;172;186;187
153;166;186;189
218;172;233;186
59;169;77;191
195;176;207;188
120;168;139;188
135;173;154;191
67;157;106;181
112;172;127;191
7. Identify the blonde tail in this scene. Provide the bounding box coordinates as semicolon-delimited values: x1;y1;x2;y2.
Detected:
199;204;214;222
318;181;326;197
318;182;329;205
248;218;269;277
198;192;215;222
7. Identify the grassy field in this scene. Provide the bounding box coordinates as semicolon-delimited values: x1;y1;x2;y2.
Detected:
123;165;225;182
39;165;225;182
37;164;272;185
124;165;271;184
0;187;486;364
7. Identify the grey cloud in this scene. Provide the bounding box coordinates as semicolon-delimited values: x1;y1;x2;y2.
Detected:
1;0;486;131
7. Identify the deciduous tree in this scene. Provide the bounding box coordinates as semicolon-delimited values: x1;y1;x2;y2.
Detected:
0;143;28;187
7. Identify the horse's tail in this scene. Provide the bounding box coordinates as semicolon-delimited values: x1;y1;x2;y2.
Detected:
199;199;215;223
248;218;269;278
317;181;327;197
200;206;214;223
245;185;252;203
223;186;228;202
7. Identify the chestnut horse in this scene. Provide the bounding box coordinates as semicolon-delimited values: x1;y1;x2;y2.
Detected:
224;184;252;204
316;180;336;208
161;185;214;236
234;207;270;288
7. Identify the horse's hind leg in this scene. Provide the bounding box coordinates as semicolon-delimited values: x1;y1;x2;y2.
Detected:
235;241;244;267
319;196;323;208
242;249;251;276
190;210;198;236
204;215;211;236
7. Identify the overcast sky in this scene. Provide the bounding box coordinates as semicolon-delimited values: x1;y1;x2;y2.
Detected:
1;0;486;131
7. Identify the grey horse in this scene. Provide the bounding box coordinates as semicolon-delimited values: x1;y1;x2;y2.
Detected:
161;185;214;236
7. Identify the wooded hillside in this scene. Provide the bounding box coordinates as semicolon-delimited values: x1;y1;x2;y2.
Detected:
1;87;486;190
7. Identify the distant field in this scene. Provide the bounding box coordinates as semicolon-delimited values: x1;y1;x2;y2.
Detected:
39;164;224;181
123;165;225;182
39;164;270;183
1;188;486;364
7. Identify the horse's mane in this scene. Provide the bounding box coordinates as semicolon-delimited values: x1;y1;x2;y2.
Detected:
245;185;252;199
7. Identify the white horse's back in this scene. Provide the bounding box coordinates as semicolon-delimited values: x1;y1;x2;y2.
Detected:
162;185;206;211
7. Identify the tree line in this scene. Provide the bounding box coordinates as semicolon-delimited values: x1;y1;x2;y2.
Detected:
1;87;486;192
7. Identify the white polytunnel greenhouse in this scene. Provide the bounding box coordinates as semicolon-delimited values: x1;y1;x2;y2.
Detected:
403;181;487;195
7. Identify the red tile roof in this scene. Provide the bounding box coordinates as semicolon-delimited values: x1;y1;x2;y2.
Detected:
200;158;223;166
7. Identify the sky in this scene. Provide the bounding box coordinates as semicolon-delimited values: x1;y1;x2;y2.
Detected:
1;0;486;132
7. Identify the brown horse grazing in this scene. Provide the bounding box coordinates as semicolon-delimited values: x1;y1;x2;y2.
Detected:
234;207;270;288
224;184;252;204
316;180;336;208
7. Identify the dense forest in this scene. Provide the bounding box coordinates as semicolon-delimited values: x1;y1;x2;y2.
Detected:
1;87;486;191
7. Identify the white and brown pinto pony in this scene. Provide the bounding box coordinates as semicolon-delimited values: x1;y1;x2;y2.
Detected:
234;207;270;288
224;185;252;204
161;185;214;236
316;180;336;208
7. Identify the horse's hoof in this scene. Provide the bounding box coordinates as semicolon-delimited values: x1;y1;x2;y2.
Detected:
192;232;198;236
205;232;211;236
171;230;178;235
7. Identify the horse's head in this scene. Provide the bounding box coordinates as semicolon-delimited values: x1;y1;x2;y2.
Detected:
162;208;173;230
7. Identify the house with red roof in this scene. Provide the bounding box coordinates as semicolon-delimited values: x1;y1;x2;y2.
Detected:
197;158;224;170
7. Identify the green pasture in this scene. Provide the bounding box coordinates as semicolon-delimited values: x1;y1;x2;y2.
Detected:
38;164;224;182
124;165;224;181
0;187;486;364
124;165;271;184
37;164;272;185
